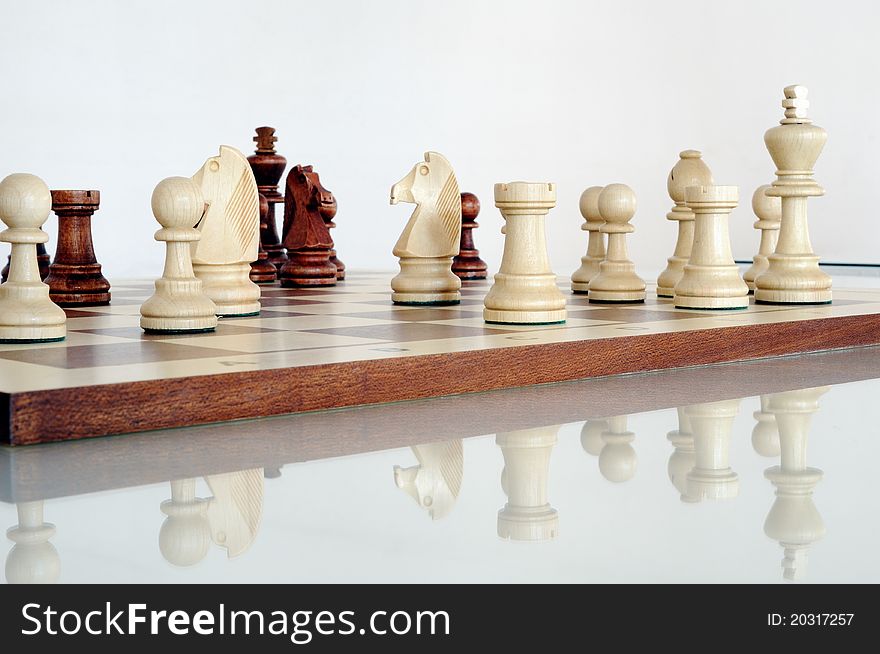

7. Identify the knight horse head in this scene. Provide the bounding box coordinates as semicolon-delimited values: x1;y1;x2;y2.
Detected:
393;440;463;521
282;165;334;249
390;151;461;258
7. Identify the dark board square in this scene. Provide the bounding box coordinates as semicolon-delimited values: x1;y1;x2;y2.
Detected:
0;342;246;369
303;323;516;342
71;323;287;340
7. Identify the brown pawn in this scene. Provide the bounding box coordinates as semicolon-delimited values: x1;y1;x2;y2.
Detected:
319;185;345;280
452;192;487;279
279;165;337;287
249;194;278;284
43;190;111;306
247;126;288;271
2;243;49;283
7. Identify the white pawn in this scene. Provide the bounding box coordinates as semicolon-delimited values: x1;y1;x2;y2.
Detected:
743;185;782;292
588;184;646;303
673;185;749;310
570;186;605;294
483;182;566;324
0;174;66;343
140;177;218;333
191;146;262;317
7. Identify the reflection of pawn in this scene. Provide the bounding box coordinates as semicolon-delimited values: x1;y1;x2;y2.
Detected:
742;186;781;292
588;184;646;303
496;426;559;541
452;192;487;280
140;177;218;334
598;415;637;482
674;185;749;309
6;501;60;584
159;479;211;567
579;418;609;456
483;182;566;324
752;395;781;457
763;387;829;581
657;151;714;297
0;173;67;343
394;440;464;520
249;194;277;283
755;85;832;305
667;408;698;502
684;400;740;501
570;186;605;294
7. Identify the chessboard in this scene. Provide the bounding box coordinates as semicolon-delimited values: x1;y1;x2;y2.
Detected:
3;271;880;445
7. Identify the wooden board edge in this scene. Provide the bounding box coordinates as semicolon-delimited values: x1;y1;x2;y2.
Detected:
6;313;880;445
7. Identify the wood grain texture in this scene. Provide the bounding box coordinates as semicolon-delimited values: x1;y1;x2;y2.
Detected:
4;311;880;445
3;345;880;502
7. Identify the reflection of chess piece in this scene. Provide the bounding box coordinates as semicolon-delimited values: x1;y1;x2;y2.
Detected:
684;400;740;501
394;440;464;520
159;479;211;567
763;387;828;581
667;408;698;502
579;418;609;456
205;469;264;558
6;501;60;584
598;415;637;483
752;395;781;457
497;426;559;541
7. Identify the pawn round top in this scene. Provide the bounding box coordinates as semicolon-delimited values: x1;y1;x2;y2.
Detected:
667;150;713;203
597;183;636;224
494;181;556;207
151;176;206;229
685;184;739;207
460;192;480;222
751;184;781;221
578;186;603;222
0;173;51;229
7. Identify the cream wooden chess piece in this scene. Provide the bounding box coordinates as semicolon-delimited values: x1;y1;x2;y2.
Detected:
389;152;462;305
598;415;638;483
684;400;740;501
497;425;559;541
579;418;610;457
755;85;832;305
667;408;698;502
394;440;463;521
159;478;211;566
763;387;828;580
587;184;646;303
752;395;781;457
205;469;264;558
656;150;713;297
5;501;60;584
570;186;605;294
140;177;218;334
191;145;262;317
0;173;66;343
743;185;781;292
673;185;749;310
483;182;566;324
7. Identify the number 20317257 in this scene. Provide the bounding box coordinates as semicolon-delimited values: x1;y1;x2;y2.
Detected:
768;614;854;627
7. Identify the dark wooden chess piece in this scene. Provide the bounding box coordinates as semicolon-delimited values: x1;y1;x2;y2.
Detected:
2;243;49;283
279;165;337;286
247;126;288;271
319;188;345;281
43;190;111;306
452;191;487;279
249;194;278;284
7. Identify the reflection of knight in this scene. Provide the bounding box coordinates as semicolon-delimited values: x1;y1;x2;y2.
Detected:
159;470;263;566
5;501;60;584
667;408;698;503
497;426;559;542
599;416;637;483
684;400;740;501
394;440;463;521
763;387;828;581
752;395;781;457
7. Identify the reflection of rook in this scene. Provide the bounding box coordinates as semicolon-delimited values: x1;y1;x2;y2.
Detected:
684;400;740;501
497;426;559;541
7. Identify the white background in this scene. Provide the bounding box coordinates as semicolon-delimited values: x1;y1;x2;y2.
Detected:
1;0;878;280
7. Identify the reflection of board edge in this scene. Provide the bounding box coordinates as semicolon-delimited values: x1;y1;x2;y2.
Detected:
2;345;880;503
3;313;880;447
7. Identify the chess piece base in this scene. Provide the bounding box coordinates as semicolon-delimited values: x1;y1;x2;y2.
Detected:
674;295;749;310
139;317;217;333
571;281;590;294
249;258;277;284
44;263;111;306
484;309;566;325
656;256;686;299
279;251;337;288
0;327;65;343
330;252;346;280
656;286;674;298
140;279;218;333
497;505;558;541
483;272;566;324
391;257;460;305
588;289;646;303
0;287;68;342
393;293;460;305
193;263;262;317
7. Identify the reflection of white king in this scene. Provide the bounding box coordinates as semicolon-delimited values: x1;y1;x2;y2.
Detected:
496;425;559;541
763;387;828;581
